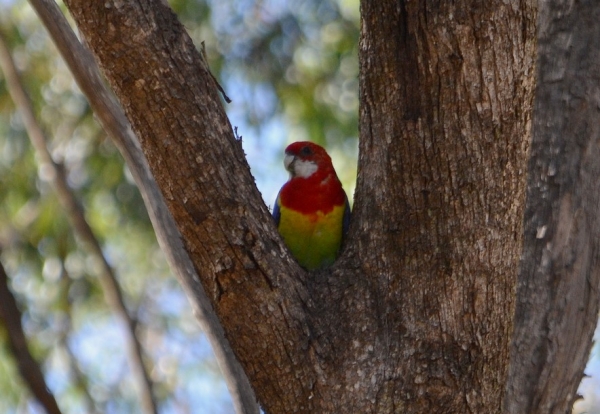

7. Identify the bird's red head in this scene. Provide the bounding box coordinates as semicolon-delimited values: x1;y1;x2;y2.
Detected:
284;141;335;179
277;141;347;218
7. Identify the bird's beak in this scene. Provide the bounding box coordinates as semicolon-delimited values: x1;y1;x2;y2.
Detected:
284;153;296;176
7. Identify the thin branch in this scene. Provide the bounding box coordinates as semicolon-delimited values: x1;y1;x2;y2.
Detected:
0;30;158;414
200;41;231;103
0;257;62;414
57;334;99;414
56;261;100;414
26;0;259;412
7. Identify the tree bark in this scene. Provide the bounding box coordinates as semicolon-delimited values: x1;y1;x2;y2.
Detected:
62;1;311;413
64;0;600;413
354;1;536;412
28;1;258;412
506;1;600;412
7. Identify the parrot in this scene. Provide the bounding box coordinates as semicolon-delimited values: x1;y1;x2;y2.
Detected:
273;141;351;270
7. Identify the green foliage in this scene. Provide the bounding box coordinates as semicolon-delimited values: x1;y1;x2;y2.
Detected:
0;0;359;411
208;0;360;146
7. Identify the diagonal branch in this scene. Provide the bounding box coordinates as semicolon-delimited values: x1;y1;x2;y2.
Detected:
0;29;158;414
26;0;259;412
0;256;62;414
56;258;100;414
60;0;319;412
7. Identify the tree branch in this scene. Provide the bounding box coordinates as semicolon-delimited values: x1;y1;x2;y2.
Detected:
26;0;259;412
506;1;600;412
60;0;319;412
0;29;157;414
56;258;100;414
0;257;62;414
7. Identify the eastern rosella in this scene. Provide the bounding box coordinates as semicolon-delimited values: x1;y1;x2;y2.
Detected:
273;141;351;270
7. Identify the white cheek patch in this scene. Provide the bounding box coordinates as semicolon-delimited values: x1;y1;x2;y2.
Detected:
293;159;318;178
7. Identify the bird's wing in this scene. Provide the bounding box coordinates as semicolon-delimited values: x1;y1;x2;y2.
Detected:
272;191;282;227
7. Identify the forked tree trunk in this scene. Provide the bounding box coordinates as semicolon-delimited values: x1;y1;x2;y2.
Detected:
59;0;600;413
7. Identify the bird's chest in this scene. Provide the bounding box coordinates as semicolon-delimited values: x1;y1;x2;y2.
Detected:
277;205;345;269
279;178;343;216
280;208;338;239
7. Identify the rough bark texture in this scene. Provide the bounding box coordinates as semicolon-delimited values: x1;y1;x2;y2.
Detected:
28;1;258;412
61;0;593;413
63;2;312;413
506;1;600;412
354;1;536;412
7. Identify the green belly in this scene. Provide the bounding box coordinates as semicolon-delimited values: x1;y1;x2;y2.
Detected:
277;204;345;270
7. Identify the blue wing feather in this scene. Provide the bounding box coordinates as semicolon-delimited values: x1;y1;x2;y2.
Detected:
272;191;281;227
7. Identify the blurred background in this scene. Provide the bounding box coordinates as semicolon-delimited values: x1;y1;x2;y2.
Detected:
0;0;597;413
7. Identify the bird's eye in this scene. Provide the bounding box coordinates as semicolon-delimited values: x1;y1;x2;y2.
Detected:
300;146;313;156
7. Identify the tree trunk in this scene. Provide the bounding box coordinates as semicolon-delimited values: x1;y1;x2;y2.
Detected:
60;0;598;413
506;0;600;412
354;1;535;412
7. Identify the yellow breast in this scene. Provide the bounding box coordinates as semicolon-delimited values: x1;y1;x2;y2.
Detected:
277;203;346;270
